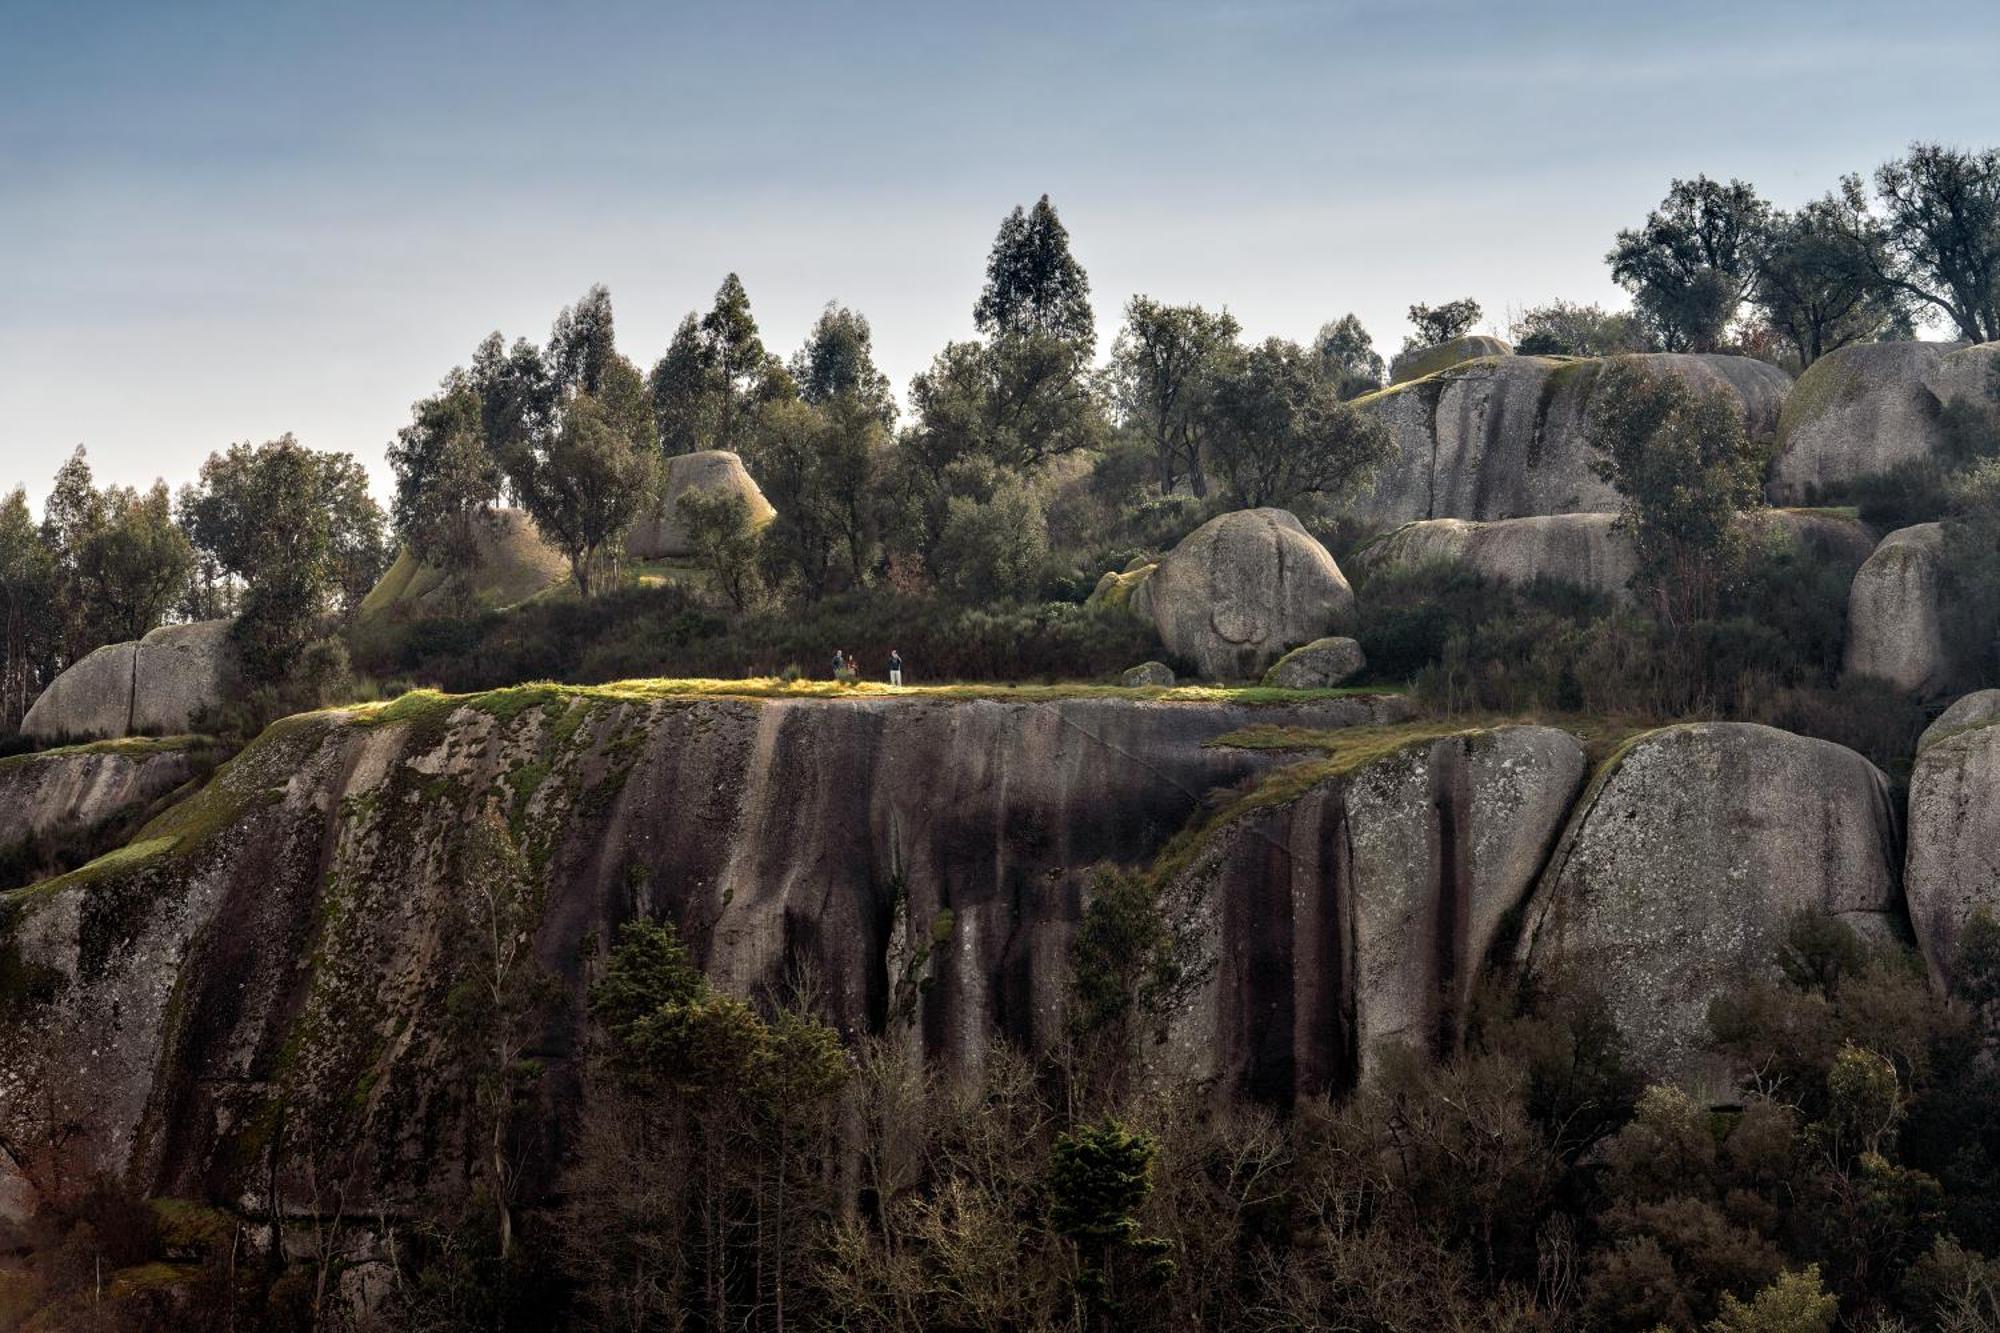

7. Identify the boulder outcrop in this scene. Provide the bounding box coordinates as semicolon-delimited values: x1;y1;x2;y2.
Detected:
1906;690;2000;986
1844;522;1955;694
1516;723;1903;1100
1358;509;1876;602
0;687;1412;1212
1350;353;1793;526
625;450;777;560
1162;725;1587;1099
22;620;238;744
1769;341;2000;502
358;507;570;618
1148;509;1355;679
1388;334;1513;386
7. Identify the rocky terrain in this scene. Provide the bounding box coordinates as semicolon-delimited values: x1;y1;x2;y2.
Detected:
7;677;1990;1222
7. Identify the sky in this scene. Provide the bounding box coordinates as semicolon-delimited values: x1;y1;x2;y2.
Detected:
3;0;1999;509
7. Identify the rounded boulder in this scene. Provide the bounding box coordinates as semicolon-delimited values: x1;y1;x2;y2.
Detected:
1844;522;1955;695
626;450;776;559
1907;691;2000;988
1388;334;1513;386
1261;636;1366;689
1148;509;1356;681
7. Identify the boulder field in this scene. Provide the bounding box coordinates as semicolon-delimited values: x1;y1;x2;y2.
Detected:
1348;352;1792;526
0;689;1955;1220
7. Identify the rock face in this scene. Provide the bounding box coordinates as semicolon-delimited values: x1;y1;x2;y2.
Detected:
1351;353;1793;526
1516;723;1903;1099
0;688;1412;1214
1262;637;1366;689
358;507;570;618
625;451;777;559
1389;334;1513;386
1905;691;2000;987
1086;563;1157;616
1845;523;1955;695
0;742;200;885
1359;509;1877;602
1163;726;1588;1099
22;621;237;744
1148;509;1356;680
1769;341;2000;503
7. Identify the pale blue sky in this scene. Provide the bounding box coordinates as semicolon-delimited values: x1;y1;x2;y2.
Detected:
4;0;1998;505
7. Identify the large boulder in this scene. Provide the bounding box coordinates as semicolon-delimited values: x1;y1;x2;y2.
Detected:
625;450;777;560
1358;509;1876;602
20;640;137;742
0;740;202;888
1770;341;2000;502
1844;523;1956;695
1148;508;1355;680
1163;725;1588;1099
22;620;238;744
1388;334;1513;386
358;507;570;618
1351;353;1793;526
1516;723;1903;1098
1905;691;2000;987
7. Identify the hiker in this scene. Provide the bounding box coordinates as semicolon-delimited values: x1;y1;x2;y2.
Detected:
848;651;863;683
889;648;903;686
832;649;845;681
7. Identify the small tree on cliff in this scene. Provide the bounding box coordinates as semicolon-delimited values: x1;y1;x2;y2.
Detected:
1585;359;1763;627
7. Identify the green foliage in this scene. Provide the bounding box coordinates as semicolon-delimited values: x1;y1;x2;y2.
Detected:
792;300;896;427
974;194;1094;348
387;372;506;599
1753;194;1906;368
935;480;1050;603
679;489;764;611
1608;175;1770;351
1314;311;1386;397
1205;336;1394;508
1050;1121;1174;1325
1510;299;1655;356
511;364;659;598
1586;359;1764;626
1845;143;2000;344
1404;297;1483;349
1111;296;1240;495
1707;1266;1838;1333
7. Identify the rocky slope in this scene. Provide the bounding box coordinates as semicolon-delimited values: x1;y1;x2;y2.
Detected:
0;687;1947;1224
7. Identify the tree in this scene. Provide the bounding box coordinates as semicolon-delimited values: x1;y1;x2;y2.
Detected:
548;282;619;396
702;273;790;453
792;302;895;427
974;194;1093;349
469;331;554;483
1835;143;2000;344
934;479;1049;603
679;490;764;612
39;446;106;665
1404;298;1483;350
1753;196;1906;367
0;490;54;728
1509;300;1654;357
72;481;194;646
511;366;659;598
1585;359;1764;627
1608;176;1771;351
1314;313;1386;398
1111;297;1241;495
1205;337;1394;508
1049;1121;1172;1329
387;372;505;602
650;277;793;456
749;395;887;602
650;312;724;455
183;436;388;682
